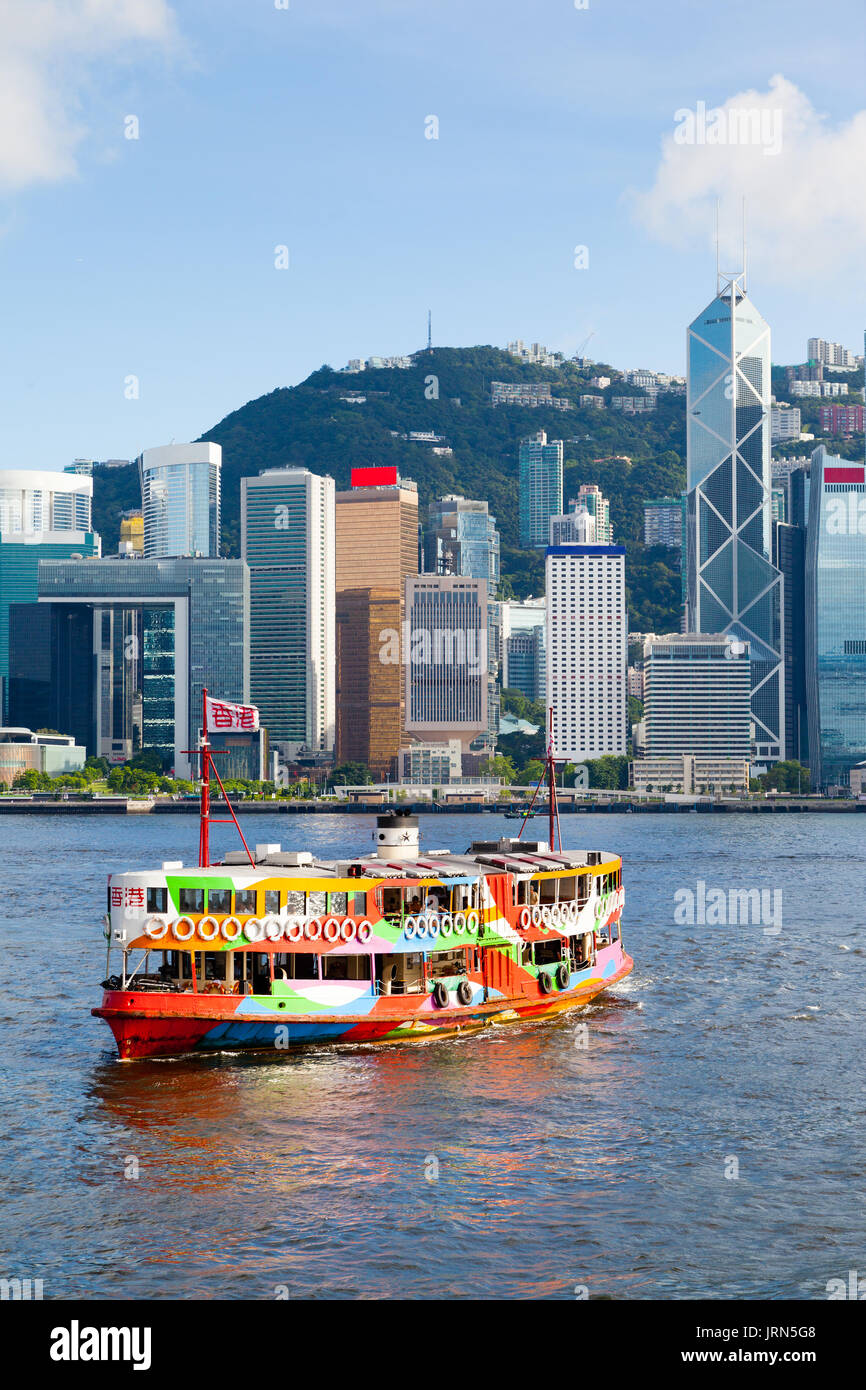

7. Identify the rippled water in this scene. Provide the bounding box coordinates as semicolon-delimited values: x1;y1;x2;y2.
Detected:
2;810;865;1299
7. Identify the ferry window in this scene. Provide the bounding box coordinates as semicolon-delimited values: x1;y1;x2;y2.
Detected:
179;887;204;914
285;952;318;980
351;891;367;916
147;886;167;913
204;954;227;981
382;887;402;916
559;876;576;901
208;889;231;914
323;954;371;981
329;891;348;916
264;890;280;915
307;891;327;916
539;879;557;905
535;940;563;966
285;889;304;915
235;888;257;915
429;948;466;979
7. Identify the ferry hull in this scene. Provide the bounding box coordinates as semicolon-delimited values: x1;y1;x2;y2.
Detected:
93;954;633;1060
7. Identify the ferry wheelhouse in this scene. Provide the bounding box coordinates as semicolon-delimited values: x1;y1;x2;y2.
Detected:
93;693;632;1060
93;811;631;1060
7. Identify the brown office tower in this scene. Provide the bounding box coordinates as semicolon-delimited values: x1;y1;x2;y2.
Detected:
335;468;418;777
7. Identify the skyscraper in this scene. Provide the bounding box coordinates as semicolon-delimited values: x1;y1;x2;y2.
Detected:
139;443;221;559
241;468;335;758
404;575;488;751
685;268;785;762
805;447;866;788
575;484;613;544
32;556;248;775
424;495;500;585
335;468;418;776
0;468;100;721
546;544;627;761
642;633;751;758
519;430;563;549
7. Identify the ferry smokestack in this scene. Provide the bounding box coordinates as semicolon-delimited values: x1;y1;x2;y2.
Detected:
375;810;419;860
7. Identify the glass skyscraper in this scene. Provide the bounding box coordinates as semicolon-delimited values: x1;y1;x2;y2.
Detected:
805;448;866;788
519;430;563;549
34;557;249;776
139;443;221;559
685;271;785;761
241;468;335;756
424;495;500;585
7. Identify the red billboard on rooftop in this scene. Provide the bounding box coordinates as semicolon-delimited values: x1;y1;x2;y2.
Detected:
351;466;398;488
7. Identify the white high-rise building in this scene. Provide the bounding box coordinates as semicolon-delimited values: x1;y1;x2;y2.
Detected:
241;468;335;757
139;443;221;559
546;544;627;761
549;506;595;546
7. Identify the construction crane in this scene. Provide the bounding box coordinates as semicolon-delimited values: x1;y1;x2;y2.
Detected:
575;330;595;365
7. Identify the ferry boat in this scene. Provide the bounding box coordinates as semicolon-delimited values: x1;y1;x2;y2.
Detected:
92;697;632;1060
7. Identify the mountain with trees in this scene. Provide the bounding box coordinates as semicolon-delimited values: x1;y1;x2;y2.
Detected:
92;344;691;630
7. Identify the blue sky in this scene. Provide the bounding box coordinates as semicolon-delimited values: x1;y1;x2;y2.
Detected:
1;0;864;471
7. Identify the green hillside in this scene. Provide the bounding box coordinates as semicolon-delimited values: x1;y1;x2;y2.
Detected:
91;345;688;631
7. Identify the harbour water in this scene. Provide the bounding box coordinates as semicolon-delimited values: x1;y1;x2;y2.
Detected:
2;811;864;1300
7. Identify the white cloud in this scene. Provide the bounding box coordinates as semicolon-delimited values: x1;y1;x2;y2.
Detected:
0;0;176;190
630;75;866;283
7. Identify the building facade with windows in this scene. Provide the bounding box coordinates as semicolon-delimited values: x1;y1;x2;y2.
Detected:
644;496;685;549
546;544;627;761
0;467;100;722
29;556;248;776
642;633;752;758
805;448;866;788
138;443;221;559
404;575;488;752
241;468;335;759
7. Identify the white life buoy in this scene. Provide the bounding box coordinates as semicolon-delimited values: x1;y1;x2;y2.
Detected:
197;915;220;942
518;907;532;930
304;918;323;941
172;916;196;941
569;901;579;923
284;917;303;942
322;917;341;942
440;915;453;938
263;916;283;942
453;911;466;934
466;909;479;935
244;917;264;942
404;916;418;939
531;905;543;928
339;918;356;942
540;906;552;931
221;916;243;942
144;916;168;940
357;920;372;944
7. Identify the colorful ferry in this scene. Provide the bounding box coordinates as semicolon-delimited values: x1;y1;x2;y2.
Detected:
92;698;632;1060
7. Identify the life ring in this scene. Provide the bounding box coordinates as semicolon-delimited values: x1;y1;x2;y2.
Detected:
144;916;168;940
569;901;579;923
404;916;418;939
466;909;479;934
263;916;283;941
431;980;449;1009
244;918;264;942
453;911;466;934
457;979;473;1006
339;918;356;942
322;917;341;942
594;895;606;920
284;917;303;942
172;916;196;941
221;916;243;942
531;905;543;927
518;907;532;930
538;970;553;994
440;916;454;938
556;962;570;990
197;915;220;942
304;918;323;941
540;907;552;931
356;920;372;944
421;918;437;940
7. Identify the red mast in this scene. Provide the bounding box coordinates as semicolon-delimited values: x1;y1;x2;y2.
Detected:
183;686;256;870
516;704;561;853
199;686;210;868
